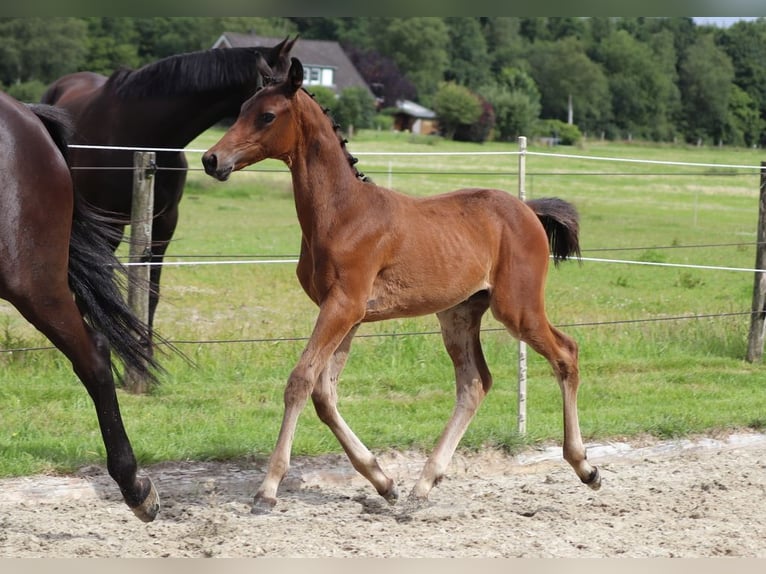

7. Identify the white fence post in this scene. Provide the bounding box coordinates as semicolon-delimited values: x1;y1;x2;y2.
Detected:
517;136;528;436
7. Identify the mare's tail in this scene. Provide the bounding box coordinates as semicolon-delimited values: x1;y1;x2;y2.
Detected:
30;104;162;383
525;197;581;266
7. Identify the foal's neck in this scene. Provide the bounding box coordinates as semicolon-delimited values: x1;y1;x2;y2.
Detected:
288;90;368;236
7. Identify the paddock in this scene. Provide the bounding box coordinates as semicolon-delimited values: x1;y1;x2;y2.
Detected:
1;430;765;557
2;136;766;558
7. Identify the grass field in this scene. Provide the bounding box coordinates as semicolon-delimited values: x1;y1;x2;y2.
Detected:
1;129;766;477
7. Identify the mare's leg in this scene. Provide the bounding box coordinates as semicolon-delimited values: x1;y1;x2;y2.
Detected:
406;292;492;510
490;266;600;490
252;292;366;513
310;325;398;504
145;204;179;358
8;287;159;521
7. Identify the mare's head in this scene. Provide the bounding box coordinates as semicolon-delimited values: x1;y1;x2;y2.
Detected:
202;57;307;181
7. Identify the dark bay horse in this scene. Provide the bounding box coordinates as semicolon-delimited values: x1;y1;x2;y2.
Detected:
202;57;601;514
41;37;296;355
0;91;162;521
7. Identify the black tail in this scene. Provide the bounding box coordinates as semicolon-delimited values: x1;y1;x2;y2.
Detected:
27;103;73;161
30;104;162;383
526;197;581;266
68;199;163;383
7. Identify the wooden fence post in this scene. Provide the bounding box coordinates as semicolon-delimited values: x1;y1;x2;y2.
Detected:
746;162;766;362
124;151;155;393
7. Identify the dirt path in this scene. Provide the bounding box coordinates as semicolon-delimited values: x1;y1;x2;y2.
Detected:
1;431;765;558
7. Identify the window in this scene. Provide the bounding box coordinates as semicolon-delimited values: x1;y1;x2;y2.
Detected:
304;66;335;88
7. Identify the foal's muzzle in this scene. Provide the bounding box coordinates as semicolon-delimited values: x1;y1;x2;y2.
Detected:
201;152;232;181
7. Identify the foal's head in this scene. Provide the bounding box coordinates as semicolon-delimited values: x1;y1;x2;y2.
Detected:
202;57;307;181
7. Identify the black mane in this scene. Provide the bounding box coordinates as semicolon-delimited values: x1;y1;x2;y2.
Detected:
107;47;275;99
301;87;371;183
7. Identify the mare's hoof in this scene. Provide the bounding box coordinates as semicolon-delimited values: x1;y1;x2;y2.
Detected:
251;495;277;515
583;467;602;491
129;477;160;522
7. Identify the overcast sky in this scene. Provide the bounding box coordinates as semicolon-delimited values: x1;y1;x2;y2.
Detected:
692;16;759;27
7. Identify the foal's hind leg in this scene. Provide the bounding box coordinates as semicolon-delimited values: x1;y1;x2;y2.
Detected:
10;289;159;521
490;288;600;491
406;292;492;510
310;325;398;504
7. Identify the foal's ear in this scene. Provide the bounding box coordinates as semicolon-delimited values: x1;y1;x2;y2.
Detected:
286;57;304;96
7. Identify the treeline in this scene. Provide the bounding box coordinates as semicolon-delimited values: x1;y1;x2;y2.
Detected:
2;17;765;146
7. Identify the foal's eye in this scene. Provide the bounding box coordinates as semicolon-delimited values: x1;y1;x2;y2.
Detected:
258;112;276;125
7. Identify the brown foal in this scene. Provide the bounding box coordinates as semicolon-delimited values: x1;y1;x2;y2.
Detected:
202;56;601;514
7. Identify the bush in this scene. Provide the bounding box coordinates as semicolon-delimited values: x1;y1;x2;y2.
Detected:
535;119;583;145
432;81;482;140
3;80;47;103
333;87;377;133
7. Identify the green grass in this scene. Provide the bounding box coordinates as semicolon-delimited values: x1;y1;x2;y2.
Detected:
1;130;766;477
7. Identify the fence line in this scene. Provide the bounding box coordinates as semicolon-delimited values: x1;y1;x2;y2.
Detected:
70;143;766;172
4;140;762;433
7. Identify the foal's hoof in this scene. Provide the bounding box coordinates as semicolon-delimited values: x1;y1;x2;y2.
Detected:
251;495;277;515
382;483;399;505
399;491;433;516
582;467;602;491
129;477;160;523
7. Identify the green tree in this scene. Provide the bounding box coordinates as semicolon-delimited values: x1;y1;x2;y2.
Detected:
432;81;482;140
369;18;449;103
0;18;87;85
525;37;611;135
480;17;524;74
480;68;541;141
598;30;678;141
81;17;141;74
444;17;491;89
333;86;377;132
718;19;766;145
724;84;762;147
679;34;735;144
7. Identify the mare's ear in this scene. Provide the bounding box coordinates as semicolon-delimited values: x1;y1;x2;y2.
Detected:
255;52;273;91
286;57;304;96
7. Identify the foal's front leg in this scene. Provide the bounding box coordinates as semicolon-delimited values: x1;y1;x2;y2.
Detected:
311;325;398;504
252;293;366;514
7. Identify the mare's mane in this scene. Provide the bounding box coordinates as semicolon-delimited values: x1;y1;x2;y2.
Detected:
107;47;278;99
300;87;371;183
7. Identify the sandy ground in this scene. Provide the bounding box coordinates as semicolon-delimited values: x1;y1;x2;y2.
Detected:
1;430;765;558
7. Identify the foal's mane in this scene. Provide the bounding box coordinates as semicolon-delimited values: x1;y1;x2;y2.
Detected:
301;87;371;183
107;47;277;99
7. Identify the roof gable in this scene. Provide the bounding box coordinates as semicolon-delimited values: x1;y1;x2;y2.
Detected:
213;33;372;96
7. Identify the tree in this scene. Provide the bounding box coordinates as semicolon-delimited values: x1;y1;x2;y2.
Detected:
679;34;735;144
81;17;141;74
333;87;377;133
432;81;482;140
718;19;766;145
480;68;541;141
343;44;417;108
0;18;87;85
444;17;491;89
369;18;449;104
525;37;611;135
598;30;678;140
480;17;524;74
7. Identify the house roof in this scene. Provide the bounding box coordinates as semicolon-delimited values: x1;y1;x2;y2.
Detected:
212;33;372;96
395;99;436;119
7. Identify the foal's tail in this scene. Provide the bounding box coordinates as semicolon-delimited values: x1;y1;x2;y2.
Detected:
525;197;581;266
30;104;162;383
